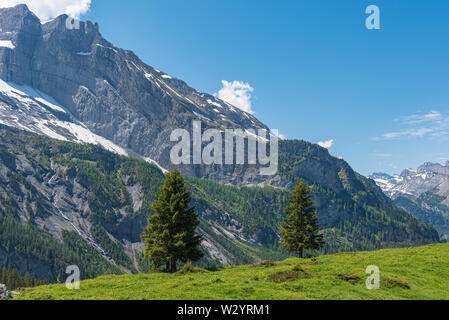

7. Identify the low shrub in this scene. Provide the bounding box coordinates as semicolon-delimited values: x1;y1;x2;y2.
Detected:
383;276;410;289
251;260;277;267
268;270;310;283
336;272;362;284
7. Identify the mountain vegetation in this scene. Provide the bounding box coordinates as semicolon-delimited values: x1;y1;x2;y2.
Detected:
0;265;46;291
142;170;203;272
279;180;324;257
0;126;440;283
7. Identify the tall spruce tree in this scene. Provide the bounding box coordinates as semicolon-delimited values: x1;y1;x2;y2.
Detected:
142;170;203;273
279;180;324;258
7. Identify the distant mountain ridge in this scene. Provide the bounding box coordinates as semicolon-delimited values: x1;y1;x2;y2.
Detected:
370;162;449;201
370;162;449;241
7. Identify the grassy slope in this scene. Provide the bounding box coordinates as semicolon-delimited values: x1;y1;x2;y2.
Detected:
15;244;449;300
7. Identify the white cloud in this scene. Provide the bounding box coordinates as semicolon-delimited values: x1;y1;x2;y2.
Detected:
272;131;286;140
383;128;433;139
401;111;443;124
215;80;254;114
318;139;334;149
0;0;92;20
375;110;449;141
373;153;393;158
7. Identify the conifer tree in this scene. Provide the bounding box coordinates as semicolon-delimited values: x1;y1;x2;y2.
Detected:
279;180;324;258
142;170;203;273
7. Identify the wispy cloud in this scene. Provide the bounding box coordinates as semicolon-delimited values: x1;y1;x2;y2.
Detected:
318;139;334;149
374;110;449;140
373;153;394;158
382;128;433;139
0;0;92;20
401;110;443;124
215;80;255;114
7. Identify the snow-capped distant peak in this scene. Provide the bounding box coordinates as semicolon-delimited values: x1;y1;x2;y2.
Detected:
370;162;449;200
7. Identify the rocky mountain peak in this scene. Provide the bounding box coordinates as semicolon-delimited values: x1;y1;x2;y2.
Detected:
0;4;40;32
41;15;102;57
417;162;449;176
0;5;270;181
371;162;449;201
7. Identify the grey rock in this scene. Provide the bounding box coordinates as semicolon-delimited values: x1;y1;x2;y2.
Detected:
370;162;449;201
0;283;10;300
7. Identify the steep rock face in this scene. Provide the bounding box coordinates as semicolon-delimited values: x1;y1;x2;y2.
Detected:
0;248;54;282
0;5;267;180
0;5;411;199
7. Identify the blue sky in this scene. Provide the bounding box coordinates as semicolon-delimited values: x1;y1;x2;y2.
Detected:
35;0;449;175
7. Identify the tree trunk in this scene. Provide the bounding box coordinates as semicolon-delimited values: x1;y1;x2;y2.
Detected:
170;260;177;273
299;246;303;259
165;262;170;273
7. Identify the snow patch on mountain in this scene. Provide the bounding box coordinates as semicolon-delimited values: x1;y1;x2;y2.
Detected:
0;40;14;49
0;79;167;172
370;162;449;200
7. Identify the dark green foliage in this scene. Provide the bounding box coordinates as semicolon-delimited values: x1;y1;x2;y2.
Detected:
61;230;123;278
142;170;203;272
311;184;440;254
0;266;46;291
176;260;206;275
280;180;324;258
395;194;449;241
134;250;152;273
0;145;16;170
90;224;136;273
0;209;121;282
186;177;289;247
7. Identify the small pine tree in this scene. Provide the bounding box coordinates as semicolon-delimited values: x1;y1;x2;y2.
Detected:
279;179;324;258
142;170;203;273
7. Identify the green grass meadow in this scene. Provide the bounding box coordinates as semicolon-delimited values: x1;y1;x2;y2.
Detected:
14;244;449;300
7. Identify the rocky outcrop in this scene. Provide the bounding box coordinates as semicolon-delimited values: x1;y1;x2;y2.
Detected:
0;248;55;282
0;284;10;300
